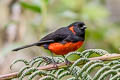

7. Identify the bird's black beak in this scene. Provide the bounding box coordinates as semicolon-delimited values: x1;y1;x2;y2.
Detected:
81;26;87;30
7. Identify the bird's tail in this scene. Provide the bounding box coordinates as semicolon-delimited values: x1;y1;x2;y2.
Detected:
12;43;38;51
12;40;54;51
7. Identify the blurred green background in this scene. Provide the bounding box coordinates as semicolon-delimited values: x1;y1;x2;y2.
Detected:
0;0;120;74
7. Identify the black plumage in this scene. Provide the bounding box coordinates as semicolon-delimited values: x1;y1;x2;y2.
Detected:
12;22;86;51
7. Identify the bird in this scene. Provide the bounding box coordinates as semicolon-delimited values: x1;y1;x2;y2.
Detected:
12;22;86;66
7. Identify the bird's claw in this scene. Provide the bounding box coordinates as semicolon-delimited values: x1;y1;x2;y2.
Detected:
65;59;72;66
52;61;58;69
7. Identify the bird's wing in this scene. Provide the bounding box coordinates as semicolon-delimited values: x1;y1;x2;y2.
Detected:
12;27;72;51
40;27;71;42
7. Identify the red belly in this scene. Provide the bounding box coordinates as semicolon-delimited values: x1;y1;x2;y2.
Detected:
48;41;83;55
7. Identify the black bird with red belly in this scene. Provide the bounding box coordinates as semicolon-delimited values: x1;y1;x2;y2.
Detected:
12;22;87;65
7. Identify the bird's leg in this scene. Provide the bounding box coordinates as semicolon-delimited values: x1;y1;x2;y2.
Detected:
62;55;71;66
51;52;58;68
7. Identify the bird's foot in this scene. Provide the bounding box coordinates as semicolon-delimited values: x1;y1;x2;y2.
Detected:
43;56;58;69
53;63;58;69
52;61;58;69
42;56;53;64
65;59;72;66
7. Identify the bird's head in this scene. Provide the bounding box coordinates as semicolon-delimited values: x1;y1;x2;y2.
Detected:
70;22;86;30
68;22;87;38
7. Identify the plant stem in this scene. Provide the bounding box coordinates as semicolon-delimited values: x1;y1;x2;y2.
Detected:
0;53;120;80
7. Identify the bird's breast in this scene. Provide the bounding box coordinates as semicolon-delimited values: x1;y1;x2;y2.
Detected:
48;41;83;55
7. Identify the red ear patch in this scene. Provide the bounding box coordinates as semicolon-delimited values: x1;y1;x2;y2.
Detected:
69;26;76;34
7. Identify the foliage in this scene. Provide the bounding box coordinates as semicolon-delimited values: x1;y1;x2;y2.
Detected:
10;49;120;80
17;0;120;53
20;1;41;13
0;0;120;79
